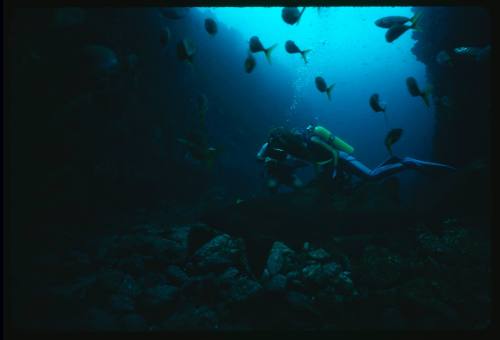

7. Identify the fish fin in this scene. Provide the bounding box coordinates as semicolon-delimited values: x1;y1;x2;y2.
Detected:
410;11;424;32
326;83;335;101
300;49;312;64
421;85;432;108
386;144;393;157
297;7;306;24
264;43;278;64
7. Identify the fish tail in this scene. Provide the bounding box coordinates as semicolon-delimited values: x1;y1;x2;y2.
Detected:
300;49;312;64
386;144;393;157
297;7;306;24
411;11;424;32
264;43;278;64
421;85;432;108
326;83;335;101
421;92;430;108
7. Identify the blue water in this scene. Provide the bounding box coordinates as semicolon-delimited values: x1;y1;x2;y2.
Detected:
194;6;433;201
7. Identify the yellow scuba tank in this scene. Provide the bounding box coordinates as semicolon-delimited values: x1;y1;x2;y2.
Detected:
313;126;354;154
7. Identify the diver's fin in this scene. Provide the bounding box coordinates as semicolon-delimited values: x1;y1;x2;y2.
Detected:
326;83;335;101
300;49;312;64
264;44;278;64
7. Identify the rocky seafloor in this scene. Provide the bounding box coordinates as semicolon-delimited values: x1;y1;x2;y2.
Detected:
17;186;490;331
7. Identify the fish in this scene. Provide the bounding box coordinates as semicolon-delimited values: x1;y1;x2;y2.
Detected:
369;93;389;128
374;12;421;29
177;136;218;168
285;40;311;64
453;45;490;63
406;76;431;108
385;24;411;43
384;12;423;43
384;128;403;156
249;36;277;64
369;93;386;112
160;26;171;47
244;53;256;73
204;18;218;36
81;44;119;75
281;7;306;25
315;76;335;101
176;39;196;64
159;7;190;20
436;50;453;66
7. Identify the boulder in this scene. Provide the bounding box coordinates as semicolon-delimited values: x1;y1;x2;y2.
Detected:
138;284;179;315
301;261;342;290
189;234;246;275
265;241;298;277
165;265;189;286
163;305;219;330
181;274;219;305
186;223;222;257
109;294;135;313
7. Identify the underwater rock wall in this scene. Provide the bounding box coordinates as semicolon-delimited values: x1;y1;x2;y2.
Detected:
409;6;491;167
9;7;295;236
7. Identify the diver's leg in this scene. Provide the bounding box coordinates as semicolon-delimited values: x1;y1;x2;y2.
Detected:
339;151;456;181
339;151;410;180
338;151;378;180
378;155;403;166
400;157;457;172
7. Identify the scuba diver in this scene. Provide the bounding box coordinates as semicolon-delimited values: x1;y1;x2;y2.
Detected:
256;127;310;193
256;124;456;192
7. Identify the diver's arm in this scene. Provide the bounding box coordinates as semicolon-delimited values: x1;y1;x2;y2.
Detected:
256;142;269;161
283;155;309;168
